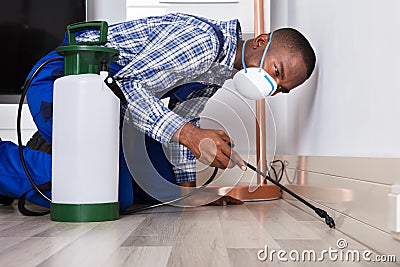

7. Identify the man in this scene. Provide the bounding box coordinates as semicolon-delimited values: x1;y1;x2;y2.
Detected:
0;13;315;210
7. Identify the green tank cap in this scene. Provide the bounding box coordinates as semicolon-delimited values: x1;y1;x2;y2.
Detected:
56;21;119;75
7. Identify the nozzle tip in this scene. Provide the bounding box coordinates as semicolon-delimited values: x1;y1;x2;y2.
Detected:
325;216;336;229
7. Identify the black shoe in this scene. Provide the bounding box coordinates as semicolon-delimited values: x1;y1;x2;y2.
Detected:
26;131;52;154
0;195;14;205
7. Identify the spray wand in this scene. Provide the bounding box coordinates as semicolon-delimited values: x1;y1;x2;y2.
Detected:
244;161;336;229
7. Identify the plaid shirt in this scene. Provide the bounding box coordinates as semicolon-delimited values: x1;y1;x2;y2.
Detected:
77;13;241;183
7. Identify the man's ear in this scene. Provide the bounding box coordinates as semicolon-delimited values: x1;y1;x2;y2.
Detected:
252;33;271;48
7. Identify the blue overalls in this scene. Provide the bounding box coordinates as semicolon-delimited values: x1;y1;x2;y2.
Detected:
0;17;225;211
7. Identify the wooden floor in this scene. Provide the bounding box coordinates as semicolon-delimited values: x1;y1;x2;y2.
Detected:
0;199;395;267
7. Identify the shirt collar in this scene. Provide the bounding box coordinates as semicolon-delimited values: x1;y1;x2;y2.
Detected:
215;18;242;69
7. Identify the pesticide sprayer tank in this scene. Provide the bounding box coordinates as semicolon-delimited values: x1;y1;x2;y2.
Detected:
51;21;120;222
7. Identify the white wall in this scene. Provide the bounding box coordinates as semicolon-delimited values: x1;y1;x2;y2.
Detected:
87;0;127;24
269;0;400;158
126;0;261;34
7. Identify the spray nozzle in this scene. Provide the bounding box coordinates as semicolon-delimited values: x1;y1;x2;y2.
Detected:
315;208;336;229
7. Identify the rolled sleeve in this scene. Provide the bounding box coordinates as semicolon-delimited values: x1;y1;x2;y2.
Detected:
173;163;197;183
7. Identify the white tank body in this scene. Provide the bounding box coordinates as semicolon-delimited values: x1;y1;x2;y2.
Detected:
52;72;119;204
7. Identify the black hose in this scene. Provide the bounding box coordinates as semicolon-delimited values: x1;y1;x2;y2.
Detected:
120;167;219;215
269;159;284;183
17;57;64;203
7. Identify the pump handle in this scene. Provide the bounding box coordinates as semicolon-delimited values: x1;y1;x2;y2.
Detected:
67;21;108;46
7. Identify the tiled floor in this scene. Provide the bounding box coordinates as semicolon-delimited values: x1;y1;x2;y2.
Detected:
0;200;396;267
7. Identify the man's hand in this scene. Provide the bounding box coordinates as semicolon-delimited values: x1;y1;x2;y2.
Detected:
207;195;244;206
173;123;247;171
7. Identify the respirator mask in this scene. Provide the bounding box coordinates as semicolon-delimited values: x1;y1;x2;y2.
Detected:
233;32;277;100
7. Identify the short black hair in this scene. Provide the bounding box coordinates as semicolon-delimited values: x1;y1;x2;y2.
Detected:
273;28;316;78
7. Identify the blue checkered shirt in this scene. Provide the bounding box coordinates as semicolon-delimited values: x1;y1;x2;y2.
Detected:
77;13;241;183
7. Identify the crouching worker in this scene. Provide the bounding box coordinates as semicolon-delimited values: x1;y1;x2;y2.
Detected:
0;13;315;212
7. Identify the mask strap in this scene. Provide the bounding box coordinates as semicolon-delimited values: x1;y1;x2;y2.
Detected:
259;32;273;72
242;40;248;73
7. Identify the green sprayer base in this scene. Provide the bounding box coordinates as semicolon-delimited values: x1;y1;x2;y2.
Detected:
51;202;119;222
